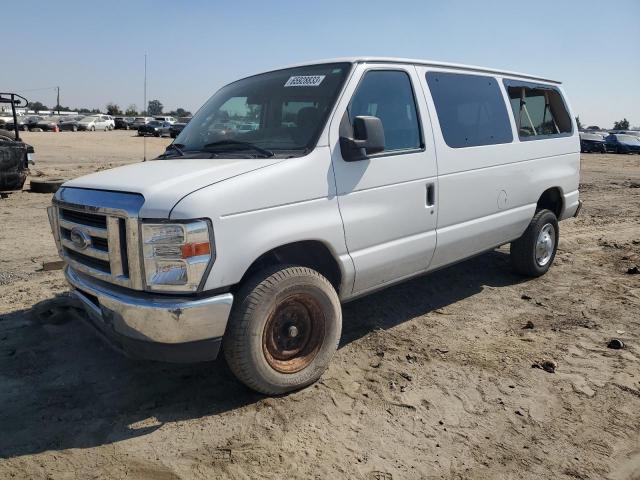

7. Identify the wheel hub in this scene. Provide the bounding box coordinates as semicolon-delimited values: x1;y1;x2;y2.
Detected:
535;223;555;266
263;294;325;374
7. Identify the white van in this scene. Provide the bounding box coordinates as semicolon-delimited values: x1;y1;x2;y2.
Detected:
154;116;176;124
48;58;580;394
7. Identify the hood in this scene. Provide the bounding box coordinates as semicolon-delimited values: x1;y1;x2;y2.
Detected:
62;157;281;217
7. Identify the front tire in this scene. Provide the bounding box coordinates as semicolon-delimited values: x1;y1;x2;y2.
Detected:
510;209;559;277
223;265;342;395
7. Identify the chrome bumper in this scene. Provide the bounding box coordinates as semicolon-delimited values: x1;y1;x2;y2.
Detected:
65;266;233;362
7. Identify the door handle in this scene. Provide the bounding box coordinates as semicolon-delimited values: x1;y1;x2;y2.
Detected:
426;183;435;208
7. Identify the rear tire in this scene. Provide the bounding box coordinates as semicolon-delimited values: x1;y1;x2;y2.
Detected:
223;265;342;395
511;209;559;277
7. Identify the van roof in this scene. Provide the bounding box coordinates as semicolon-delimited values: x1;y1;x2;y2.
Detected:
274;57;562;85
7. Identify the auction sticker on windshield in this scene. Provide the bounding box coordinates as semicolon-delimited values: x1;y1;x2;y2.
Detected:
284;75;325;87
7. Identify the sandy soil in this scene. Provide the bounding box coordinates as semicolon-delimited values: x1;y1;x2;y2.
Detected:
0;130;639;480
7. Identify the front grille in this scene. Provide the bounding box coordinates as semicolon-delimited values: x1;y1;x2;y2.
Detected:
60;209;107;228
64;247;111;273
54;205;140;289
49;188;145;290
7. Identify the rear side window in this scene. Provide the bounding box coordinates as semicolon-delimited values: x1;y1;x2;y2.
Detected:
348;70;421;152
504;81;572;139
426;72;513;148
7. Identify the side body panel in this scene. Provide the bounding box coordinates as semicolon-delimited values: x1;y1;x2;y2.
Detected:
415;66;580;270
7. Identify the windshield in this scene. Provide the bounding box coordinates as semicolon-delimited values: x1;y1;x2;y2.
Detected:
174;62;350;156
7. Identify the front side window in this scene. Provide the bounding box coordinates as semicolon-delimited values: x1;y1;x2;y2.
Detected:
347;70;421;152
426;72;513;148
505;81;572;139
175;63;350;157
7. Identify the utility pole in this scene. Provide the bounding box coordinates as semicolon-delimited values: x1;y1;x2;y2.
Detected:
56;86;60;114
143;53;147;162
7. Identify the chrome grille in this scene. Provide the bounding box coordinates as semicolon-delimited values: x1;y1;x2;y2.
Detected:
48;188;145;290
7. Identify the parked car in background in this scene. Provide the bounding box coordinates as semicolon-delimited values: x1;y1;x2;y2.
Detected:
104;115;115;130
138;120;169;137
77;115;110;131
605;134;640;154
580;132;606;153
160;122;173;137
235;123;259;133
0;92;35;191
35;116;62;132
609;130;640;138
154;116;176;124
0;114;13;127
59;115;86;132
4;115;42;131
169;122;187;138
132;117;153;129
114;117;136;129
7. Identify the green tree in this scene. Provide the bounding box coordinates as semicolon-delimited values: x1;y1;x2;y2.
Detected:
147;99;163;116
29;101;48;112
169;107;191;117
575;116;583;130
613;118;630;130
106;103;122;116
125;104;138;116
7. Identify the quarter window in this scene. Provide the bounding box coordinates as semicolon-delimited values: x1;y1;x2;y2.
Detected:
348;70;421;152
426;72;513;148
504;81;572;139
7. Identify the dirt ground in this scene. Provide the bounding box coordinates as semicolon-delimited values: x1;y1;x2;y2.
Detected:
0;130;639;480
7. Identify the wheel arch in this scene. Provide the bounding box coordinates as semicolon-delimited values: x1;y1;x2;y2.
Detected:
236;240;343;294
536;187;564;218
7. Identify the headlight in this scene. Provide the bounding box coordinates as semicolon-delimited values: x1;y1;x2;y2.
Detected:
141;220;213;292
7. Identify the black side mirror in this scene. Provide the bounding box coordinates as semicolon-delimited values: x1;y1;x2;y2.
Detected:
340;116;385;161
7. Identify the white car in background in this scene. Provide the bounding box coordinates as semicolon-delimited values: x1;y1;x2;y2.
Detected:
154;116;176;124
132;117;153;129
103;115;115;130
77;115;110;131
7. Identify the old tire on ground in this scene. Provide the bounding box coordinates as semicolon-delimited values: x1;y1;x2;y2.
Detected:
223;265;342;395
511;209;559;277
30;177;65;194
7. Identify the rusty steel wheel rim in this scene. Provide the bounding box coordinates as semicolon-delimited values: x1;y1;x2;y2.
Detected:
262;293;325;374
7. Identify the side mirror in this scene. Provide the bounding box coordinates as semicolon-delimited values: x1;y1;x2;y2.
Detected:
340;116;385;161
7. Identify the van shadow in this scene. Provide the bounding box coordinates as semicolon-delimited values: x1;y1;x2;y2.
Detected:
0;249;523;459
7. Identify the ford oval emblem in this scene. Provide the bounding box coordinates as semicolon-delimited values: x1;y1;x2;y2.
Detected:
70;227;91;250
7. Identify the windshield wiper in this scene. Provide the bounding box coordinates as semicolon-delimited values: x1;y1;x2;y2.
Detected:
202;140;274;158
165;143;185;156
157;143;186;158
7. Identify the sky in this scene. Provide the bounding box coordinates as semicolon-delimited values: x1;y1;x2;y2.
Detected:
4;0;639;128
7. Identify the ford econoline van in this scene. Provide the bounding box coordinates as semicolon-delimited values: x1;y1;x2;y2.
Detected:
48;58;581;394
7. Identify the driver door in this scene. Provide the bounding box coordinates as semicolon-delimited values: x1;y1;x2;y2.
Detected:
329;64;438;295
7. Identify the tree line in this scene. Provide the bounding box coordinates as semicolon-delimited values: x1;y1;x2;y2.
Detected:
26;100;191;118
575;116;636;131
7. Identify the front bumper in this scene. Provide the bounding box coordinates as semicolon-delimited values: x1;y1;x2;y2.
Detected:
65;266;233;363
